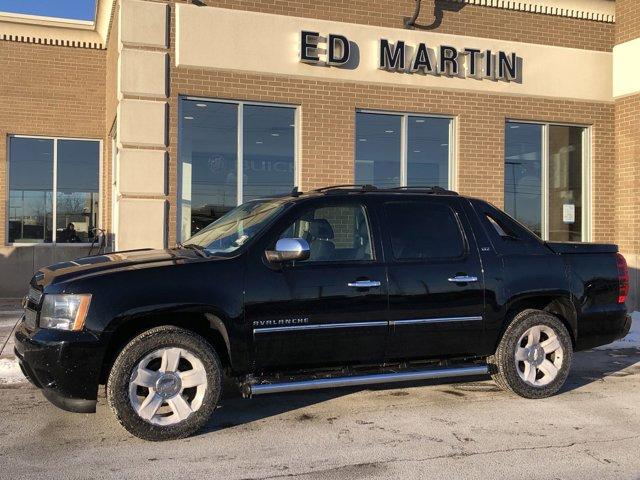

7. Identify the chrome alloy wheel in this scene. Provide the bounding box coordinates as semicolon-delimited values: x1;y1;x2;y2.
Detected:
515;325;564;387
128;347;208;426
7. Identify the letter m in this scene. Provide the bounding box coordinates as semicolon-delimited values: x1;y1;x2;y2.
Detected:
380;39;406;70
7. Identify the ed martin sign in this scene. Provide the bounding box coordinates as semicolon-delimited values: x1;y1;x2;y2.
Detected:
300;31;521;82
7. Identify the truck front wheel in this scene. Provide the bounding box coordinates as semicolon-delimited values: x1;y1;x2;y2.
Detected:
489;309;573;399
107;325;222;441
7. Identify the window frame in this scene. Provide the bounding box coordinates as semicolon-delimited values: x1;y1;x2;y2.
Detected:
6;134;103;246
505;119;592;242
355;109;457;190
381;199;469;264
177;96;301;242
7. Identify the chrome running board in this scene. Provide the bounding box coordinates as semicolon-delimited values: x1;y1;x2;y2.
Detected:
247;364;488;396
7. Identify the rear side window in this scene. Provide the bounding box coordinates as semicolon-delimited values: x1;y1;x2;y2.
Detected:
384;202;465;260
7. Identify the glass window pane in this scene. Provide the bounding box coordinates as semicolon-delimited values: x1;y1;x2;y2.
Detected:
243;105;295;202
504;122;543;237
8;137;54;243
355;112;401;188
407;116;450;188
384;202;464;259
56;140;100;243
181;100;238;237
548;126;584;242
280;205;373;262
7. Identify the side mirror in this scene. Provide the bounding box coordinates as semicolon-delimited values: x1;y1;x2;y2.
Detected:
265;238;311;263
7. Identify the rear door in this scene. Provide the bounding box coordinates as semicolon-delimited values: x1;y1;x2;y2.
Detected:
245;197;389;371
382;196;486;361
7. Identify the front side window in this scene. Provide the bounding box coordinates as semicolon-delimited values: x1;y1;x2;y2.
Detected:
355;112;453;189
8;136;100;244
179;98;297;241
279;204;373;262
384;202;464;260
505;121;589;241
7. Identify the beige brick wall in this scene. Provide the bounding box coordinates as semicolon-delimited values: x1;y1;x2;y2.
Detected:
165;1;616;247
615;1;640;257
0;41;106;246
168;68;615;246
173;0;614;51
616;0;640;44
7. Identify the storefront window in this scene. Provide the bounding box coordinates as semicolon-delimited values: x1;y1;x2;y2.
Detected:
355;111;452;189
504;123;543;237
355;113;401;188
504;122;588;241
179;98;297;240
8;136;100;244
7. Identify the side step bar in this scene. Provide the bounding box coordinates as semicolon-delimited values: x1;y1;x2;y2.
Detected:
247;365;489;396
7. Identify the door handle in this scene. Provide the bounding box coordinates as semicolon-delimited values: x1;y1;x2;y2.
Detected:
347;280;382;288
448;275;478;283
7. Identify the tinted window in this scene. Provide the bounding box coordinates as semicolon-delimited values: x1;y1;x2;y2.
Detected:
179;99;297;240
504;122;542;237
279;205;373;262
56;140;100;243
385;202;464;260
8;137;54;243
355;112;401;188
8;137;100;244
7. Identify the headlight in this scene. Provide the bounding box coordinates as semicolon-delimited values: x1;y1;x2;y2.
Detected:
40;294;92;331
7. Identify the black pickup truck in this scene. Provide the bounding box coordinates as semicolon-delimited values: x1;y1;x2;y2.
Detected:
14;186;631;441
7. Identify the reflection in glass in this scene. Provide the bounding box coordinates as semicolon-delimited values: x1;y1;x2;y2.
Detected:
181;100;239;237
504;122;543;237
355;112;401;188
56;140;100;243
184;199;287;256
243;105;295;202
180;99;297;240
407;116;450;188
548;126;584;242
8;137;54;243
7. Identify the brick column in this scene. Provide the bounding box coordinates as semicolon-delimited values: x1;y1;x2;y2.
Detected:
614;0;640;310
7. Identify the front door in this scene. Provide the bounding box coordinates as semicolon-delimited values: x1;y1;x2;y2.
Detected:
382;197;486;361
245;199;388;371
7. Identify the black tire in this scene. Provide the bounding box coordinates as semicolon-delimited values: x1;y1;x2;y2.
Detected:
107;326;222;441
489;309;573;399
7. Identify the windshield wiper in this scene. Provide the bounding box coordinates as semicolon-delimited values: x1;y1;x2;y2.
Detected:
179;243;211;258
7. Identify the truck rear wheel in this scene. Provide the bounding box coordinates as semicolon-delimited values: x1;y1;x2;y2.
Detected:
489;309;573;399
107;325;222;441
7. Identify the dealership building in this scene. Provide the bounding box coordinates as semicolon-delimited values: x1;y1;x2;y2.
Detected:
0;0;639;305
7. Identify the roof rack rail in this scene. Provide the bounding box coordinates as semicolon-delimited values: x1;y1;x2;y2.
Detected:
313;184;378;193
389;186;459;195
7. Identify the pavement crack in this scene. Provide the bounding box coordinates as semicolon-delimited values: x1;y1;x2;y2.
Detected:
240;435;640;480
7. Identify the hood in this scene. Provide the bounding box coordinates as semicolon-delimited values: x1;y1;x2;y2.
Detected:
31;248;207;289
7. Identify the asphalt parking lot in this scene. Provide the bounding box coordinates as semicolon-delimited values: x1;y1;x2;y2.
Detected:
1;304;639;480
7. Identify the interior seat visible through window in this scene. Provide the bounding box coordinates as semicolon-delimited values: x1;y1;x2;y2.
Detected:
278;204;373;262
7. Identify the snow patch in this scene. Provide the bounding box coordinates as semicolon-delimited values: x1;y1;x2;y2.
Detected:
594;311;640;350
0;358;25;384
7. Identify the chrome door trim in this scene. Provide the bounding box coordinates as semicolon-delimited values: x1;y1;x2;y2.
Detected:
254;321;388;334
347;280;382;288
391;316;483;326
447;276;479;283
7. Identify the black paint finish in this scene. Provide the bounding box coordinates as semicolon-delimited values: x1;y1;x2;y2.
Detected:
14;190;629;412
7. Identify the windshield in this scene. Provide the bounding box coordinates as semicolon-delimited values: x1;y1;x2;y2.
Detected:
182;199;288;255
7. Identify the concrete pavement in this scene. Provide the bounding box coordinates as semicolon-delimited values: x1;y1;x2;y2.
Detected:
0;302;638;479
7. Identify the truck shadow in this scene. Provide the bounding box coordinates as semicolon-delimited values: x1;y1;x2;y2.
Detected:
201;347;639;434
